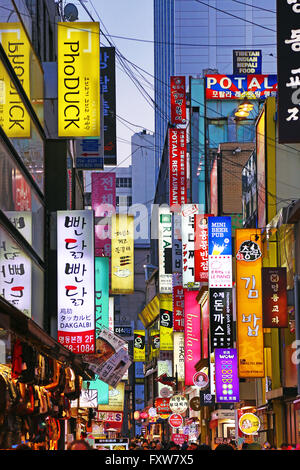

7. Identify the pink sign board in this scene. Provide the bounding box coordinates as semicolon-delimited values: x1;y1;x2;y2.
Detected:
184;290;201;386
91;173;116;257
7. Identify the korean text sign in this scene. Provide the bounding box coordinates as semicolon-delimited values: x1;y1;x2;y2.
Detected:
209;288;233;351
205;74;277;100
276;0;300;143
181;205;200;289
100;47;117;165
95;257;109;333
262;267;288;328
194;214;211;282
158;206;172;293
57;210;95;353
184;290;201;386
172;273;184;331
208;216;232;288
235;229;264;378
170;76;186;125
58;22;100;137
215;348;239;403
111;215;134;294
168;128;187;208
91;172;116;257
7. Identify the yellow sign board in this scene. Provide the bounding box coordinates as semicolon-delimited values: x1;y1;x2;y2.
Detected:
133;330;145;362
239;413;260;435
111;215;134;294
0;22;31;137
236;229;264;378
98;382;125;411
57;22;100;137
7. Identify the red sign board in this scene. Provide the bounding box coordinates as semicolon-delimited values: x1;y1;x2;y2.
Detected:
170;76;186;125
173;276;184;331
168;128;187;209
262;267;288;327
171;434;188;446
194;214;211;282
169;413;183;428
155;397;171;415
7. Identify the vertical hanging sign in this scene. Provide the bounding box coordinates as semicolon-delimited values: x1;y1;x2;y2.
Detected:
209;288;233;351
95;257;109;333
236;229;264;378
57;210;95;354
158;206;172;293
160;294;173;351
181;204;200;289
168;128;187;209
215;348;239;403
58;22;100;137
194;214;211;282
184;290;201;386
170;76;186;125
208;216;232;288
262;267;288;328
100;47;117;165
276;0;300;143
91;172;116;258
172;273;184;331
111;215;134;294
133;330;146;361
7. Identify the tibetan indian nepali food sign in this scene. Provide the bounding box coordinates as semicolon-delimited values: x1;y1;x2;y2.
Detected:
233;50;262;75
215;348;239;403
158;206;172;293
236;229;264;378
57;210;95;353
182;205;200;289
205;74;277;100
168;128;187;208
194;214;211;282
172;273;184;331
160;294;173;351
209;288;233;351
208;216;232;288
133;330;146;361
170;76;186;125
184;290;201;386
58;22;100;137
276;0;300;143
111;214;134;294
0;22;31;137
262;267;288;328
91;172;116;257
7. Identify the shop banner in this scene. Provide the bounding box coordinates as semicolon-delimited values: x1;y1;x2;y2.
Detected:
100;47;117;165
236;229;264;378
82;327;126;372
208;216;232;288
158;206;173;293
205;74;277;100
98;382;125;411
57;210;95;353
159;294;173;351
91;172;116;258
182;205;200;289
173;332;185;382
262;267;288;328
233;50;262;75
184;290;201;386
133;330;146;362
58;22;100;137
194;214;211;282
209;288;233;351
172;273;184;331
0;22;31;137
157;359;173;397
170;76;186;125
111;214;134;294
155;397;171;415
215;348;239;403
276;0;300;143
168;128;187;208
150;329;160;359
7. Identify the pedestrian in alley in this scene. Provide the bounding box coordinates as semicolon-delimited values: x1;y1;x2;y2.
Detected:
67;439;93;450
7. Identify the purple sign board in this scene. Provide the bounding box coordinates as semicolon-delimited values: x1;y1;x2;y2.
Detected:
215;348;239;403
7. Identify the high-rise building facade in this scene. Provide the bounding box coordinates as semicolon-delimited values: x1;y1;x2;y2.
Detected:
154;0;277;176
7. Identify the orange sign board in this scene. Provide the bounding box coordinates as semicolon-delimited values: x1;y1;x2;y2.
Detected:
235;229;264;378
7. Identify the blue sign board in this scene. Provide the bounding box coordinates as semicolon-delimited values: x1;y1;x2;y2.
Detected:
208;216;232;256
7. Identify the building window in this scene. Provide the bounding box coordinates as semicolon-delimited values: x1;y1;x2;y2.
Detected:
116;177;132;188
